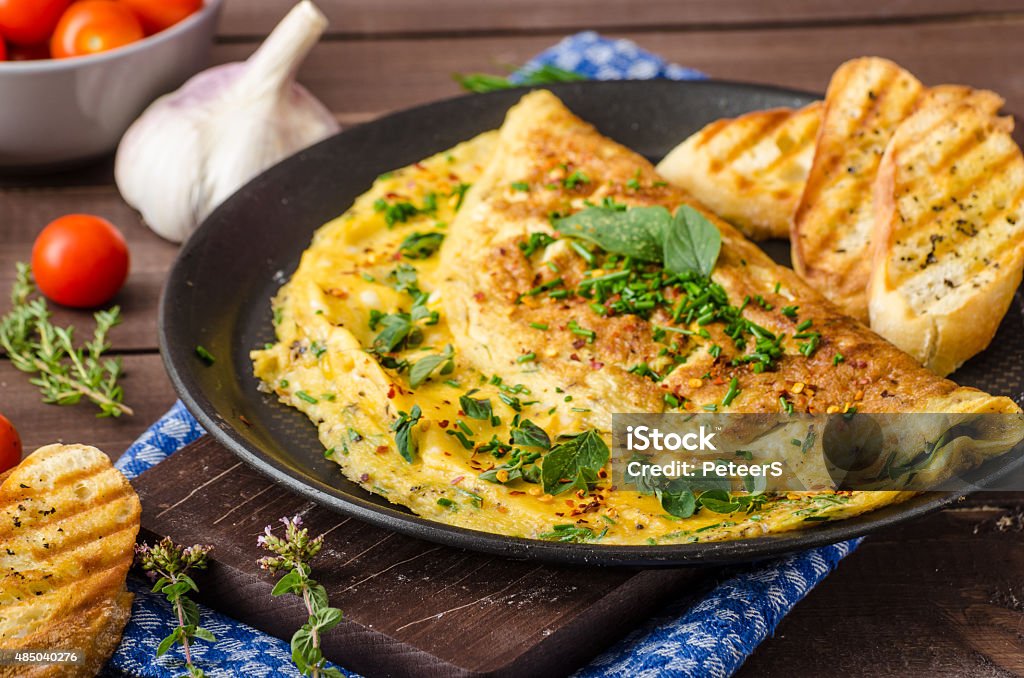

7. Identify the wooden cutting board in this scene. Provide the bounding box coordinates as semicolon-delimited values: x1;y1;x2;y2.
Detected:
134;437;704;678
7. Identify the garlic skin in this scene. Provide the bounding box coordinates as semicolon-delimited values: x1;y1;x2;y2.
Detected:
115;1;339;243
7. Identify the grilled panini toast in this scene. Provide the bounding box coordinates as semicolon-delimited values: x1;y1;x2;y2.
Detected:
869;101;1024;376
792;57;924;322
0;444;140;677
656;102;822;240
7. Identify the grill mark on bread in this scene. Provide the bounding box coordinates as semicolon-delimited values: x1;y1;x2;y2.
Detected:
718;110;792;165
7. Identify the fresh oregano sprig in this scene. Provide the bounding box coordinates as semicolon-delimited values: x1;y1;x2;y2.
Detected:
135;538;215;678
258;517;343;678
0;263;132;417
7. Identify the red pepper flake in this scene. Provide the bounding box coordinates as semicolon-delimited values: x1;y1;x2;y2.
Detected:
569;353;581;362
450;476;464;485
565;500;575;507
590;359;605;370
238;414;252;427
439;420;450;428
473;292;486;302
414;162;427;170
572;339;586;350
375;445;389;455
359;473;370;482
385;192;400;199
387;385;396;399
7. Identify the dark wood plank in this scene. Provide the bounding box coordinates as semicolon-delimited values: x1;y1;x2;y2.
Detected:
135;437;703;678
219;0;1024;38
737;496;1024;677
210;16;1024;124
0;353;177;457
0;184;179;351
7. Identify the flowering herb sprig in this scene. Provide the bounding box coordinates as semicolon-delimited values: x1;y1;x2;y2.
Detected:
258;516;343;678
135;538;215;678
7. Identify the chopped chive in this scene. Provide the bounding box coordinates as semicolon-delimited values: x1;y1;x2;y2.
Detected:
517;352;537;363
296;391;318;404
195;345;216;365
721;377;740;407
530;322;549;331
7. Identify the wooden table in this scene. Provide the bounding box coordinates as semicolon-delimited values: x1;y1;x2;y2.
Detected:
2;1;1023;675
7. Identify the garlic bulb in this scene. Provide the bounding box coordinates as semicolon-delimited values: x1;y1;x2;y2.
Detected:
115;1;340;243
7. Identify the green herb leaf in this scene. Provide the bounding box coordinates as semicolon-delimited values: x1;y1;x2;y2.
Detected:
663;205;722;277
555;206;668;262
511;419;551;449
659;484;697;518
454;64;586;93
408;344;455;388
399;231;445;259
271;569;304;596
541;429;609;495
391;405;422;463
156;628;182;657
459;395;493;421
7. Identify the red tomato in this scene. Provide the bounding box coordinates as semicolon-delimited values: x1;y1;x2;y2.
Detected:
0;35;6;61
51;1;143;59
118;0;201;35
0;0;68;46
0;414;22;474
32;215;130;308
7;41;49;60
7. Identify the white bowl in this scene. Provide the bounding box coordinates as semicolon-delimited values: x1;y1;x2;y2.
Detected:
0;0;224;169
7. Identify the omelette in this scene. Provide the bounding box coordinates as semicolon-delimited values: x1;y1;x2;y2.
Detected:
252;91;1023;546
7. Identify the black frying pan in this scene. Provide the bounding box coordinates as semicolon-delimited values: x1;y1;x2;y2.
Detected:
159;80;1024;566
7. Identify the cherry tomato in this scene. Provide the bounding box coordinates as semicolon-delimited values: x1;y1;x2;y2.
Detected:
0;414;22;474
0;0;68;46
118;0;201;35
51;1;144;59
32;215;130;308
0;35;6;61
7;41;49;61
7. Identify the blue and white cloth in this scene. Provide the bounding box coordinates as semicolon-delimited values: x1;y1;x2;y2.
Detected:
106;34;859;677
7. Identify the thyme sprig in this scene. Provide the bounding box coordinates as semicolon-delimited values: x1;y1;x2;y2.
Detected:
0;263;132;417
258;516;343;678
136;538;215;678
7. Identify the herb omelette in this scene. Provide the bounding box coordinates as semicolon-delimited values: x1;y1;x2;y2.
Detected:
251;90;1023;546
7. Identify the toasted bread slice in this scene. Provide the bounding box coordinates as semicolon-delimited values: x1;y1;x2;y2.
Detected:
792;57;924;322
0;444;140;678
869;101;1024;376
917;84;1005;116
656;102;822;240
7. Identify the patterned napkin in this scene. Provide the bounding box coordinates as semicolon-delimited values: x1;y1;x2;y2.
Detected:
105;32;859;678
